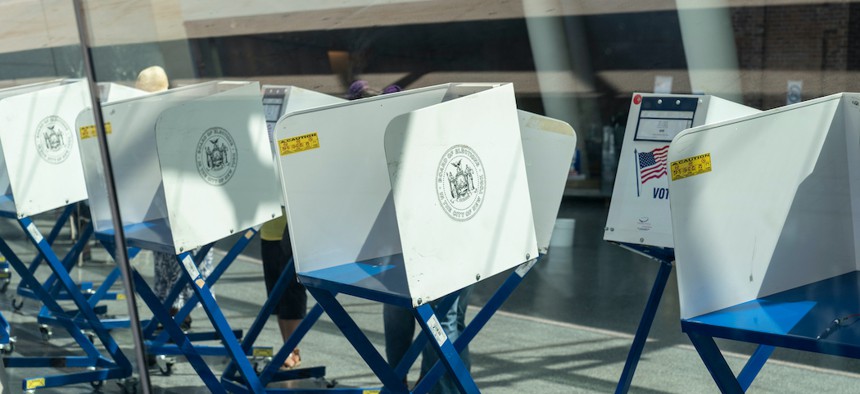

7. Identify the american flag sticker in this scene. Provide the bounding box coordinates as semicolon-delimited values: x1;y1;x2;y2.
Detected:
638;145;670;184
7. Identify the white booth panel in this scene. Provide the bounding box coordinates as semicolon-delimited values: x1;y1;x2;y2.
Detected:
156;81;282;254
98;83;146;103
0;80;67;201
0;80;90;217
518;110;576;253
604;93;759;252
262;85;346;207
77;82;225;235
385;83;537;305
277;84;454;274
670;94;857;319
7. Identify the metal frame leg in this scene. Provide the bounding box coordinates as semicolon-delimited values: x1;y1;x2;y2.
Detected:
0;220;131;390
307;287;409;393
687;331;745;394
175;251;266;393
412;304;479;394
416;259;537;391
615;258;673;394
737;345;774;391
130;267;224;392
222;257;326;387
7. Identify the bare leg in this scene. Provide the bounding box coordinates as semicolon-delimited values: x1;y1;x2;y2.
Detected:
278;318;302;368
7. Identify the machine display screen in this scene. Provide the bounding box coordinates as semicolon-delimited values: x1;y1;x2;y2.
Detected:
634;97;699;142
263;97;284;135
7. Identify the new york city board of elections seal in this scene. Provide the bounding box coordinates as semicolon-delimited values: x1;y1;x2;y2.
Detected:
196;127;238;186
436;144;486;221
34;116;73;164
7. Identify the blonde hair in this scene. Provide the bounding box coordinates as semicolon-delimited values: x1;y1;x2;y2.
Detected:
135;66;169;92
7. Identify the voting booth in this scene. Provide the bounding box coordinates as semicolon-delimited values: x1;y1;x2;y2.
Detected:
76;80;283;392
0;79;139;391
221;85;350;392
275;82;574;392
605;93;759;256
15;82;149;320
277;83;536;305
603;93;759;393
669;93;860;392
77;80;281;254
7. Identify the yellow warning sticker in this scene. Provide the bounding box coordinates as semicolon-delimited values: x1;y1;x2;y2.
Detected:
116;293;126;300
252;347;274;358
362;391;380;394
670;153;712;181
79;122;112;139
26;378;46;389
278;132;320;156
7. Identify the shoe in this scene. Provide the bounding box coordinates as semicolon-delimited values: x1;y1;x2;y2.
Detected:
281;348;301;370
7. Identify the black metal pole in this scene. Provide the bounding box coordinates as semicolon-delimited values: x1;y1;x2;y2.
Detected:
71;1;152;392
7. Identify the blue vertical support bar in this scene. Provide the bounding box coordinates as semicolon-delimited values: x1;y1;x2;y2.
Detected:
143;243;212;339
415;259;537;390
412;303;479;394
16;217;130;368
150;229;255;344
306;286;409;393
615;258;673;394
737;344;774;391
392;293;459;380
222;255;326;386
130;267;225;393
175;251;266;393
687;332;745;394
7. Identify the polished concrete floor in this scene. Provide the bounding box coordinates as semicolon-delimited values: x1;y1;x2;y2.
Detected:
0;197;859;393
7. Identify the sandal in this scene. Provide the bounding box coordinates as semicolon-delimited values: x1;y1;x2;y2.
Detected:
281;348;301;370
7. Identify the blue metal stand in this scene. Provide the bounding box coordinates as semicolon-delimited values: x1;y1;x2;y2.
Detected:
97;230;254;364
408;259;538;392
687;332;745;393
221;257;338;393
613;249;773;393
615;258;673;393
0;216;132;391
301;257;483;394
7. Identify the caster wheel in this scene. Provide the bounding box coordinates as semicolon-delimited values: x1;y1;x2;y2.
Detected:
253;361;260;374
117;377;139;394
156;355;175;376
85;331;95;344
327;379;338;388
39;325;52;342
0;280;8;294
90;380;104;389
11;298;23;312
0;339;14;354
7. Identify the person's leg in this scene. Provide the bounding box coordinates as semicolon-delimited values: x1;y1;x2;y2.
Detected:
277;255;307;368
384;304;415;385
420;286;472;394
263;236;308;368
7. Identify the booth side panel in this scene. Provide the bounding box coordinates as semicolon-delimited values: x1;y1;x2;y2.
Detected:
670;97;853;319
156;82;281;253
0;137;9;197
842;95;860;271
281;87;345;115
0;81;89;217
78;100;174;233
518;110;576;252
385;84;538;305
703;96;760;124
276;86;450;274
